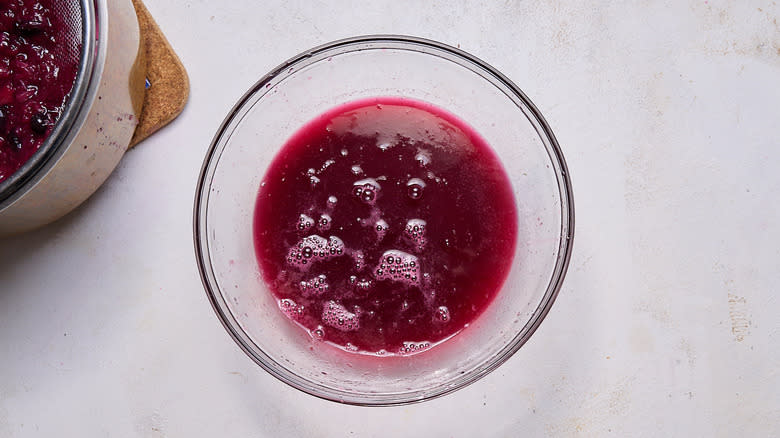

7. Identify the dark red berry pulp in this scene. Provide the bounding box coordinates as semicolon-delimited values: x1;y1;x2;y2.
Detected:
253;97;518;355
0;0;81;183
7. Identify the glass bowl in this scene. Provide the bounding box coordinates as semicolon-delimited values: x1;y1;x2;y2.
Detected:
194;35;574;406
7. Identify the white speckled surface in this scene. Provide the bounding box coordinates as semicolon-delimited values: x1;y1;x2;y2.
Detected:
1;0;779;436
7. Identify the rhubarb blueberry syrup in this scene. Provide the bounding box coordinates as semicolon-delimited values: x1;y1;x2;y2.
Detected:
253;97;518;356
0;0;81;182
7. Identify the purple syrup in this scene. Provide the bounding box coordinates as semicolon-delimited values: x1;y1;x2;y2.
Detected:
253;97;518;355
0;0;81;182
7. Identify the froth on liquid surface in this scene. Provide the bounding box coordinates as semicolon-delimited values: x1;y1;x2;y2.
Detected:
253;97;517;356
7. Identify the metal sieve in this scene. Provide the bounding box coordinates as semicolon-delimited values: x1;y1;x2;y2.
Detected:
0;0;94;204
52;0;84;69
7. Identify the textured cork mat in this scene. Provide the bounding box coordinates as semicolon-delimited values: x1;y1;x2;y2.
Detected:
129;0;189;147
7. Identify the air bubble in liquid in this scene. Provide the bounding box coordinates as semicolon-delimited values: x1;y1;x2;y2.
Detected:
279;298;304;320
353;250;365;271
322;301;360;332
287;235;345;270
415;150;431;166
352;178;381;205
374;250;420;286
375;219;389;239
406;178;426;200
318;214;331;231
361;188;375;203
355;278;373;292
404;219;427;251
320;159;335;172
398;341;432;355
435;306;450;322
299;274;329;296
297;214;314;231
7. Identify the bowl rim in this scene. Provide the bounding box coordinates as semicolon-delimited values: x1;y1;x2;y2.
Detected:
194;34;575;406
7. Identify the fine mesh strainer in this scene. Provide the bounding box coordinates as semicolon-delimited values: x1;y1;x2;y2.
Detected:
52;0;84;73
0;0;93;202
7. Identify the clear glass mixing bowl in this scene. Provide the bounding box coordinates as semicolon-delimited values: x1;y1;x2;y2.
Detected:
194;35;574;406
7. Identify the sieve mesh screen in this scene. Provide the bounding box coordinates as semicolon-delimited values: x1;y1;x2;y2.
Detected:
0;0;88;197
52;0;85;79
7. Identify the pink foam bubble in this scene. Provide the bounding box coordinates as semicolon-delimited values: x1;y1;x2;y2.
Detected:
398;341;432;355
404;219;427;252
352;250;366;271
318;214;332;231
435;306;450;322
322;301;360;332
286;235;345;270
279;298;304;320
349;276;373;292
311;325;325;340
406;178;426;200
352;178;381;205
297;214;314;232
299;274;329;296
375;219;389;240
374;250;421;286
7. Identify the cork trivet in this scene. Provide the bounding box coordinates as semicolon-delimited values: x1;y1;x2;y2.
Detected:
129;0;189;147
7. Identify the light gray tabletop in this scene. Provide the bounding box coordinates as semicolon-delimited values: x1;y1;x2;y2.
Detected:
1;1;778;436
